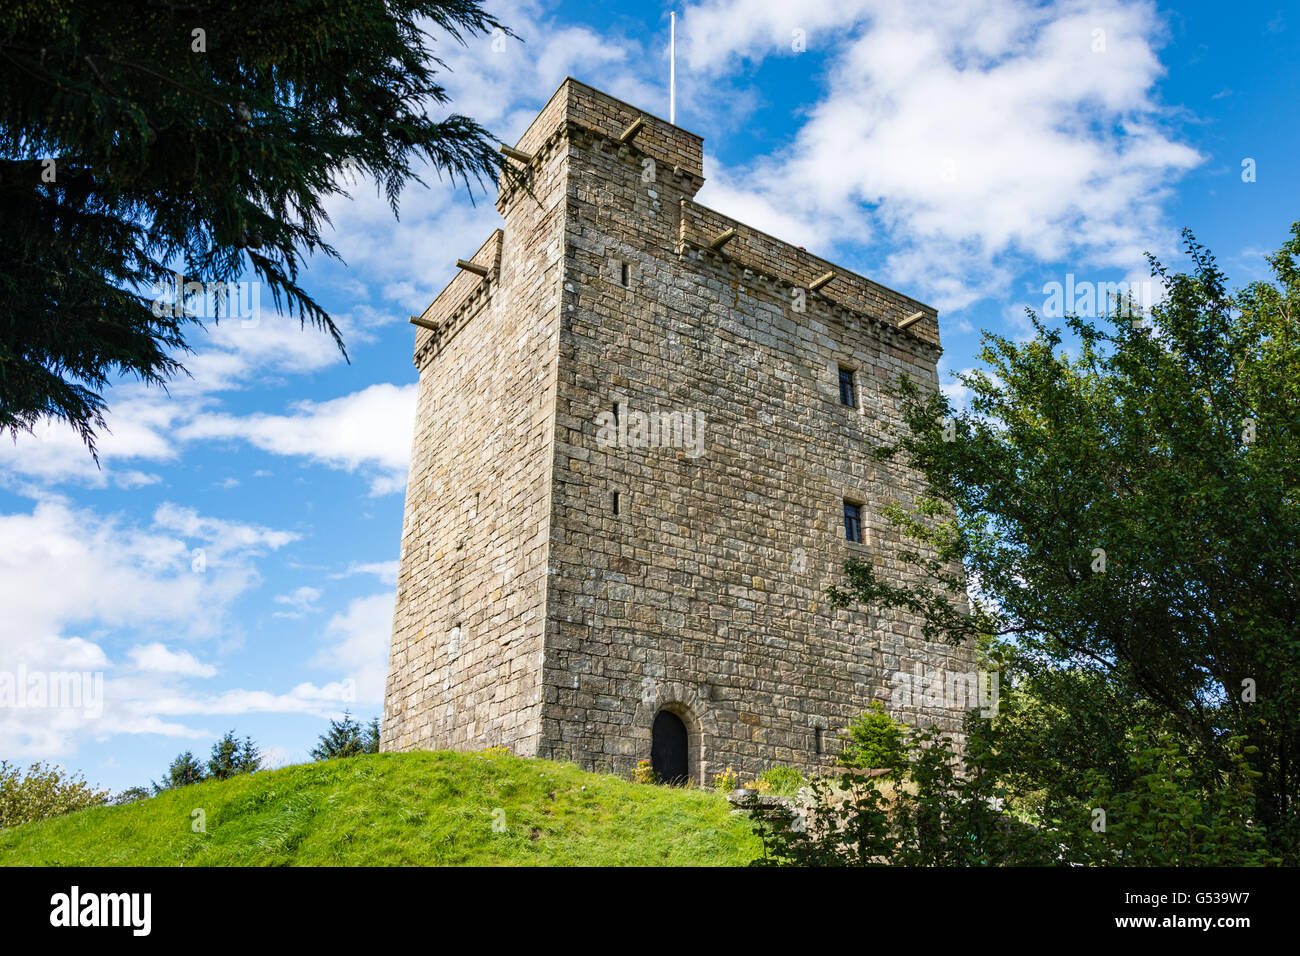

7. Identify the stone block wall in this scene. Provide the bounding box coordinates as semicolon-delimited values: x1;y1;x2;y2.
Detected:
380;96;570;754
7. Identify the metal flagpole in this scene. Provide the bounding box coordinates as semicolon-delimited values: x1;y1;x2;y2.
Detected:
670;12;676;125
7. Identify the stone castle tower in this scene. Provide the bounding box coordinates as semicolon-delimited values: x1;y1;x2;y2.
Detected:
381;79;977;783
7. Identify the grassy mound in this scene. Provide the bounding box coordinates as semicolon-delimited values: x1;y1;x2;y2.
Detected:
0;749;760;866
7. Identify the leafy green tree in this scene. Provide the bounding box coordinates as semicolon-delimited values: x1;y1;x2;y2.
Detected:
206;730;262;780
311;711;371;760
0;0;518;454
828;224;1300;861
155;750;207;791
365;717;382;754
0;760;109;828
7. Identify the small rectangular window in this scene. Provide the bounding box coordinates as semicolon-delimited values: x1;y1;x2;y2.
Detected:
814;726;824;755
838;367;857;408
843;501;863;544
612;491;621;515
620;262;630;287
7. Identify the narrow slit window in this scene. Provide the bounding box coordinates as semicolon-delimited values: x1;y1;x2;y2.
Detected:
814;726;824;755
838;367;857;408
620;262;630;287
843;501;863;544
613;491;621;515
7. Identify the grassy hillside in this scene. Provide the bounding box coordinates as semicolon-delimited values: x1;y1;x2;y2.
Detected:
0;749;762;866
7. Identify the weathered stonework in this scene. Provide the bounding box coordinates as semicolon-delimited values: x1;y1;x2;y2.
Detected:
382;79;978;783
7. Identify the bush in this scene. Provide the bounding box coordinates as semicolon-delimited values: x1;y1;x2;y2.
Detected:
751;723;1049;867
748;714;1275;867
838;702;907;779
1067;733;1276;866
758;766;804;796
0;761;109;829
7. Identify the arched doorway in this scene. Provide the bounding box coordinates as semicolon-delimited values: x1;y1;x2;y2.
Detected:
651;710;689;784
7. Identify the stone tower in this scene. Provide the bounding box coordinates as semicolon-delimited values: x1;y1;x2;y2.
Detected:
381;79;978;783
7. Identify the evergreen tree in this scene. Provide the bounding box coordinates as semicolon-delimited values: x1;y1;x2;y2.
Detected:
364;717;382;755
235;735;262;774
155;750;207;791
311;711;368;760
0;0;518;454
207;730;262;780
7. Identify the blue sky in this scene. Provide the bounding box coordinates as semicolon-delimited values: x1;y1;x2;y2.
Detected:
1;0;1295;793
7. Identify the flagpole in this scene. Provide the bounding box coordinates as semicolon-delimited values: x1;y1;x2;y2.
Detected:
670;11;676;125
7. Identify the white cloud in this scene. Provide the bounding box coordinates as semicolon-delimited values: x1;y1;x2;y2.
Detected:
259;744;292;769
274;586;323;619
312;593;396;706
128;643;218;678
177;313;346;394
0;496;297;756
0;391;181;488
178;383;418;496
683;0;1201;311
336;560;400;586
144;680;360;717
434;0;661;135
0;497;285;646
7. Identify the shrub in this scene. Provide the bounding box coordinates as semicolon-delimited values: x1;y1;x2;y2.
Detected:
632;760;658;784
0;761;109;829
748;714;1275;867
1067;733;1276;866
838;702;907;779
758;766;805;796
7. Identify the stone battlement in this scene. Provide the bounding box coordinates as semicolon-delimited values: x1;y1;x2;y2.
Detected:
678;199;940;347
413;78;938;369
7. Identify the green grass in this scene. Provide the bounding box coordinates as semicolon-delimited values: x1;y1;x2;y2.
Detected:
0;750;762;866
